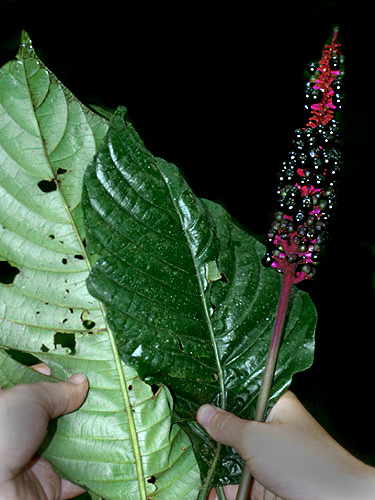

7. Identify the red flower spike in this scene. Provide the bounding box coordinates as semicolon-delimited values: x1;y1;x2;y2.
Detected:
262;27;344;284
238;30;345;500
306;26;343;128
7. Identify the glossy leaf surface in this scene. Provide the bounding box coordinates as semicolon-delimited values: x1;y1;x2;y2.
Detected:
0;32;201;500
83;107;317;486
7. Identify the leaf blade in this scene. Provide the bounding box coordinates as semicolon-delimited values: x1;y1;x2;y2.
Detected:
83;107;317;486
0;32;200;500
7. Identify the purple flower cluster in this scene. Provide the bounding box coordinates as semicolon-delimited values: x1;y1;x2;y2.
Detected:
262;28;344;283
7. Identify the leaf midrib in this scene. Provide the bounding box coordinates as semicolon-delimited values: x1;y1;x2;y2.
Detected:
157;163;226;495
19;43;149;500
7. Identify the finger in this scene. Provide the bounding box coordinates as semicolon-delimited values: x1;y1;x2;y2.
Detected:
196;405;251;451
35;373;89;420
252;480;280;500
60;478;86;500
29;455;86;500
31;363;51;376
0;374;89;481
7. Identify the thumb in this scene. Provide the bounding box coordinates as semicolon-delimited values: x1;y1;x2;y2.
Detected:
32;373;89;420
196;404;249;450
0;373;89;477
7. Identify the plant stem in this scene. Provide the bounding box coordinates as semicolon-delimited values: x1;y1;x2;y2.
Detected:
197;444;224;500
216;485;228;500
235;269;295;500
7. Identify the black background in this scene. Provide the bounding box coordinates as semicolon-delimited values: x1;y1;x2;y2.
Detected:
1;0;374;469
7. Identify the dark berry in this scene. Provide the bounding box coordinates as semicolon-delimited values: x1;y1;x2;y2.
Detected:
315;220;326;232
262;253;273;267
295;210;305;223
286;253;298;263
311;251;320;262
301;263;313;274
306;216;315;226
306;61;319;74
302;196;313;210
329;52;340;70
306;228;316;240
275;211;284;222
316;232;327;245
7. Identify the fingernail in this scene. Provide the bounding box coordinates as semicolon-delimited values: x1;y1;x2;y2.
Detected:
68;373;87;385
197;404;219;428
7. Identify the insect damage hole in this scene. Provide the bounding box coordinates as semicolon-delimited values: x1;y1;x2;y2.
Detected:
0;261;20;284
177;336;185;352
219;273;229;283
5;349;42;367
150;384;161;397
54;332;76;355
37;179;57;193
80;310;96;330
147;476;157;485
82;319;96;329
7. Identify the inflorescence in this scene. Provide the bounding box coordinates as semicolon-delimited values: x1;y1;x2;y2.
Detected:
262;27;344;283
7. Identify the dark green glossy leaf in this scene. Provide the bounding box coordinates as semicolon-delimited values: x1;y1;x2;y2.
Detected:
83;106;317;487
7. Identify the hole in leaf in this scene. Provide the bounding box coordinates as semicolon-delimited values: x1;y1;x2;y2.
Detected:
56;168;67;175
128;384;133;391
48;234;55;239
80;310;96;330
150;384;160;396
54;332;76;355
41;344;49;352
219;273;229;283
74;254;84;260
82;320;96;330
147;476;157;484
37;179;57;193
0;261;20;284
62;258;68;265
177;336;185;352
6;349;41;366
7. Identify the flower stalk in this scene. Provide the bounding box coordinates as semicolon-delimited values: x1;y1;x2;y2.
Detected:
235;27;344;500
235;270;294;499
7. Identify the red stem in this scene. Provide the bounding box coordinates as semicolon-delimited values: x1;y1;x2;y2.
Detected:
235;268;295;500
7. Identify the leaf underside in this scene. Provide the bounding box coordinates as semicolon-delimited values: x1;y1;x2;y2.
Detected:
0;32;200;500
83;107;317;485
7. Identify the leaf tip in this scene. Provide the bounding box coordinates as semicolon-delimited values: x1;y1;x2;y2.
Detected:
17;30;35;59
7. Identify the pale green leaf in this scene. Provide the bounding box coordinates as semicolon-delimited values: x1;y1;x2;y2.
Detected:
0;31;200;500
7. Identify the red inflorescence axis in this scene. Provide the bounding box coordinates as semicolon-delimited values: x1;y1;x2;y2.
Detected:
306;28;342;129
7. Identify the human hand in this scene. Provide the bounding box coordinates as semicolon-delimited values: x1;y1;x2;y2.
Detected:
0;366;89;500
198;391;375;500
